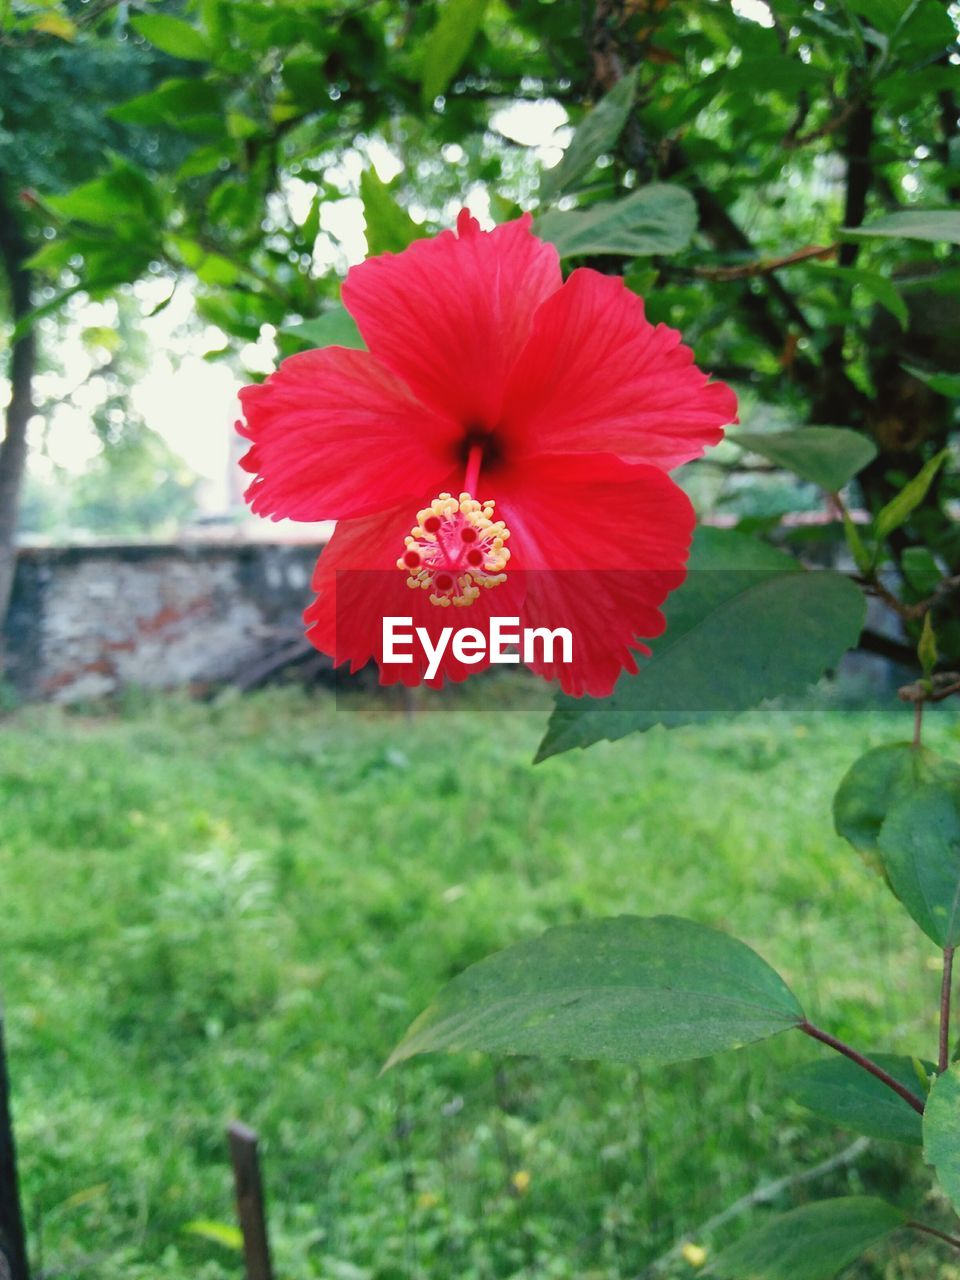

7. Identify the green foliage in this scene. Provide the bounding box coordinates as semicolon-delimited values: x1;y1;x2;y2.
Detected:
360;169;422;255
279;305;365;353
388;915;803;1070
536;185;697;259
537;529;866;759
420;0;489;105
834;744;960;946
130;14;213;62
904;366;960;398
730;427;877;493
708;1197;905;1280
873;449;949;544
784;1055;929;1146
923;1063;960;1214
539;69;638;202
848;210;960;245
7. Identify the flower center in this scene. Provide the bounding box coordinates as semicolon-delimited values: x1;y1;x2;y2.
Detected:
398;492;510;607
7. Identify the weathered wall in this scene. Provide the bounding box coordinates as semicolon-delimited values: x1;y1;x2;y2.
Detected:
3;542;323;702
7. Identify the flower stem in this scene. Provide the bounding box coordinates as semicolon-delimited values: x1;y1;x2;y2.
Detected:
914;699;924;748
463;443;483;496
940;946;955;1074
800;1021;925;1114
907;1220;960;1252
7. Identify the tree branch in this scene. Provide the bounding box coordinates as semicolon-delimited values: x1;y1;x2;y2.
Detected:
0;176;36;664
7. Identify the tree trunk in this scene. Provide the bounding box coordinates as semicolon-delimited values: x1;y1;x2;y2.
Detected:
0;185;35;672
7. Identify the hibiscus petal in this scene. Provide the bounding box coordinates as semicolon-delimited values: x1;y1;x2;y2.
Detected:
341;210;562;429
495;454;695;698
238;347;459;522
501;269;737;469
305;490;526;687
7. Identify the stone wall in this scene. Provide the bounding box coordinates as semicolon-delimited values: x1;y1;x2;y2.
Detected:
4;541;323;702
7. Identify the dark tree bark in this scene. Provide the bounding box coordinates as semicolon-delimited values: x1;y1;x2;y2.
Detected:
0;182;35;670
0;1020;29;1280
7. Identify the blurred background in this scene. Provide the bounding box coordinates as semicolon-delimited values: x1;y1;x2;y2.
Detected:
1;0;959;1276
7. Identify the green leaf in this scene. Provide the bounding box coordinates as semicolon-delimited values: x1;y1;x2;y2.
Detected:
902;546;942;596
182;1219;244;1251
836;744;960;946
844;209;960;245
924;1063;960;1214
879;779;960;947
730;427;877;492
785;1055;930;1145
196;253;242;286
360;170;421;256
130;13;211;61
708;1198;905;1280
919;612;937;678
31;10;77;41
835;744;938;860
874;450;948;543
537;529;865;760
535;185;697;259
903;364;960;398
421;0;488;104
47;159;162;229
539;69;638;202
809;265;908;330
109;77;223;127
279;305;364;351
842;510;873;575
386;915;804;1070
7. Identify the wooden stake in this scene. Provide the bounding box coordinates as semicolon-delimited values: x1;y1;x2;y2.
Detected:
0;1018;29;1280
227;1122;273;1280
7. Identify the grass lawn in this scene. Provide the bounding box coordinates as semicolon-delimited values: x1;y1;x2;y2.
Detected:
1;684;959;1279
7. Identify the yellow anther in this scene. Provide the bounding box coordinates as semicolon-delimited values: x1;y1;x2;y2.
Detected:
400;490;511;607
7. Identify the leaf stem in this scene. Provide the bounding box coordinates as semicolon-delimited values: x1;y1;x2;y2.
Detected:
940;946;954;1074
907;1220;960;1252
800;1021;925;1114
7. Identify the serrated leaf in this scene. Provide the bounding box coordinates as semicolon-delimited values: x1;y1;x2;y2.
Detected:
834;744;946;859
709;1198;905;1280
731;427;877;492
131;13;210;61
874;449;948;543
879;781;960;947
421;0;488;104
279;305;364;351
835;744;960;946
537;529;865;760
360;170;421;255
539;69;638;202
387;915;804;1070
924;1063;960;1214
844;209;960;245
785;1055;930;1145
535;185;697;259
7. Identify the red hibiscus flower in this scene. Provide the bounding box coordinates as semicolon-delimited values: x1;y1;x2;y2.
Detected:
238;210;736;697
